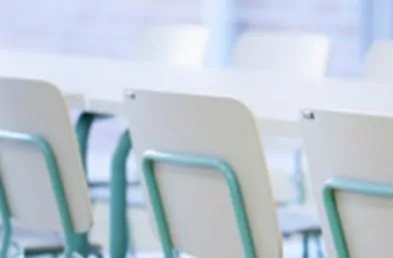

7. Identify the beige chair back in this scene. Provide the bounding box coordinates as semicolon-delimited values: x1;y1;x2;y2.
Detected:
0;77;92;232
125;90;281;258
301;109;393;258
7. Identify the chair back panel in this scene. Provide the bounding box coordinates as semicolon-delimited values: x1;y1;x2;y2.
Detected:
125;90;281;258
301;109;393;258
0;77;92;232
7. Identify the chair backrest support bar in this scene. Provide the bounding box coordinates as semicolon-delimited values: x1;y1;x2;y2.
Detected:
323;177;393;258
0;129;81;257
142;150;257;258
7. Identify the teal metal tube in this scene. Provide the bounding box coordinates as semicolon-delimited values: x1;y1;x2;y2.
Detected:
74;112;100;256
75;112;111;170
0;129;87;258
323;177;393;258
142;150;256;258
110;130;133;258
76;113;134;257
75;112;97;170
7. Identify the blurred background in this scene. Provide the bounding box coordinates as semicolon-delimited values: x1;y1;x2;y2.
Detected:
0;0;378;77
1;1;390;257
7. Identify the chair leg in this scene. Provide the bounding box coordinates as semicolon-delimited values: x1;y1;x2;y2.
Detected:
302;233;310;258
110;130;133;258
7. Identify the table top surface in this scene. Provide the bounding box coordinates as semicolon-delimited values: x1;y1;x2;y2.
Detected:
1;49;393;132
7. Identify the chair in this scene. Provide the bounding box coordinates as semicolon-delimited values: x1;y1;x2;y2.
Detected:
104;24;210;254
301;109;393;258
233;31;330;76
232;31;330;200
364;41;393;83
133;24;210;67
124;90;282;257
0;77;100;257
233;31;328;257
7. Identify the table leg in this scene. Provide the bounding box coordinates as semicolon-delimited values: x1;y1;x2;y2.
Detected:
110;130;133;258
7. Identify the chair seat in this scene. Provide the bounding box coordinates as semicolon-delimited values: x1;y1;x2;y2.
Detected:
11;227;102;255
89;181;146;208
278;206;321;237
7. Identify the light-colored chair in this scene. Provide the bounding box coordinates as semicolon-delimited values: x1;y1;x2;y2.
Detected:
108;25;210;252
124;90;281;257
0;77;97;257
364;41;393;83
301;109;393;258
133;24;210;67
232;31;330;205
233;31;330;76
232;31;329;257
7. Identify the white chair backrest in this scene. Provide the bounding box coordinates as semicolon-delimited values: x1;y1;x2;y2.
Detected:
301;109;393;258
0;77;92;232
233;31;330;76
133;24;210;67
125;90;281;258
364;41;393;83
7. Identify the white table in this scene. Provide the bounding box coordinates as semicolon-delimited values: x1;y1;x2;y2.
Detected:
1;50;393;138
2;50;393;258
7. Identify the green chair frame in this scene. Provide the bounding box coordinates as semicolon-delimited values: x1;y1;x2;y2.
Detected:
76;112;133;258
142;150;257;258
0;129;90;258
323;177;393;258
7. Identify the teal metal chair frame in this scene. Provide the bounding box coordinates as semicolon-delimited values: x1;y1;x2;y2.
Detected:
74;112;97;256
110;130;133;257
323;177;393;258
76;113;133;258
0;129;89;258
142;150;257;258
